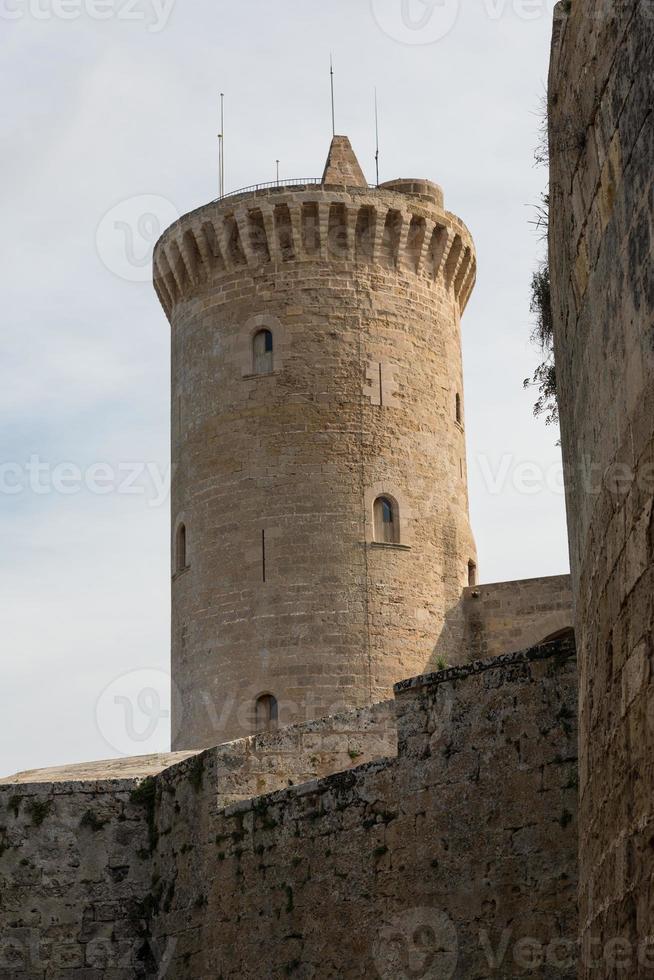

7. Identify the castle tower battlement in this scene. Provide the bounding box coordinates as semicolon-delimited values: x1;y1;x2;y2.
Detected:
155;136;478;750
153;170;476;321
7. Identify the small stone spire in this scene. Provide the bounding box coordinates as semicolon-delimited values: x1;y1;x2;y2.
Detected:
321;135;367;187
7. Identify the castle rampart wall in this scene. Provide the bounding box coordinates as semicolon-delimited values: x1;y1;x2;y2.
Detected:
463;574;573;661
0;640;577;978
548;3;654;973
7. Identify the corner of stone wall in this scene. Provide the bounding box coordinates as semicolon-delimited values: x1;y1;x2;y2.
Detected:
393;637;577;759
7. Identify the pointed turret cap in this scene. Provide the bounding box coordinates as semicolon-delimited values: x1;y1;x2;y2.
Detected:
321;135;367;187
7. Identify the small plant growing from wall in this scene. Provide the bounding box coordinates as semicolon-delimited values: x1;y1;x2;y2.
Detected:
27;799;53;827
80;810;108;833
524;99;559;434
7;795;22;819
524;258;558;429
188;755;204;793
130;777;159;853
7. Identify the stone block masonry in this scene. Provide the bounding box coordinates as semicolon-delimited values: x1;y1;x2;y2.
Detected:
463;574;573;661
0;778;153;978
1;700;397;805
0;639;578;978
548;2;654;974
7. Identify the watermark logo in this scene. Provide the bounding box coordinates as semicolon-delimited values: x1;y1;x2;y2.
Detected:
370;0;583;44
95;668;181;755
370;0;460;45
96;194;179;283
374;908;458;979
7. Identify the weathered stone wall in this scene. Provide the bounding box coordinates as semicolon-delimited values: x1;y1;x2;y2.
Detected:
155;140;478;748
0;778;153;978
0;701;396;804
152;641;579;978
1;641;578;978
548;2;654;975
0;701;395;977
463;574;573;661
210;699;396;808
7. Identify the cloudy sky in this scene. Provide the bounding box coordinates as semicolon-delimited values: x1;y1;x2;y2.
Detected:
0;0;567;778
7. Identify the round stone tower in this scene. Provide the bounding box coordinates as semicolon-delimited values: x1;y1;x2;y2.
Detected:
154;136;477;750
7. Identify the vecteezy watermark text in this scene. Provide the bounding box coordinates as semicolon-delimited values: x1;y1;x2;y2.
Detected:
0;0;175;32
476;453;654;499
370;0;556;45
481;928;654;971
0;931;177;975
369;0;641;46
94;663;389;754
4;453;650;505
0;456;170;507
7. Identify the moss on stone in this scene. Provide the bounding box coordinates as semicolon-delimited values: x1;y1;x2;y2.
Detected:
80;810;108;833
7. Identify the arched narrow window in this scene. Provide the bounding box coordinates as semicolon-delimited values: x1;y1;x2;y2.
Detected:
456;393;462;425
252;329;273;375
176;523;187;573
468;560;477;587
374;496;399;544
255;694;278;733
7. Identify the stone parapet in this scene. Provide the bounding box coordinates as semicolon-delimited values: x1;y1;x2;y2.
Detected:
153;180;476;321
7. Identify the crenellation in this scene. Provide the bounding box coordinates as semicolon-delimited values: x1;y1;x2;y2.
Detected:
160;241;182;297
234;208;256;266
156;191;477;320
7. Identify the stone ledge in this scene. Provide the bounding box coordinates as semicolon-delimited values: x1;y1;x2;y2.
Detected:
369;542;412;552
394;635;577;696
0;750;200;786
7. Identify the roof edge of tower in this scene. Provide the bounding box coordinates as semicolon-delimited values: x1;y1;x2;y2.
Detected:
379;178;444;208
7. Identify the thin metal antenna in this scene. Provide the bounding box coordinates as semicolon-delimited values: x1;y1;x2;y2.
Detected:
374;87;380;187
276;159;280;186
330;54;336;137
217;94;223;198
220;93;225;198
218;132;223;198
